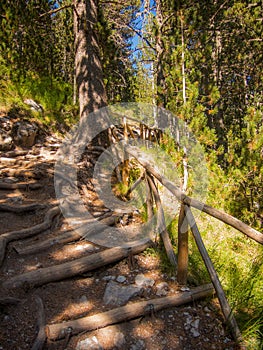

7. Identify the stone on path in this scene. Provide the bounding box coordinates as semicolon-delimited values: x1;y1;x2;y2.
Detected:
134;274;155;288
103;280;142;306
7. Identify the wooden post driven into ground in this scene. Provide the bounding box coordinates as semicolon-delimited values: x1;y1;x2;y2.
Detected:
184;205;244;346
177;204;189;285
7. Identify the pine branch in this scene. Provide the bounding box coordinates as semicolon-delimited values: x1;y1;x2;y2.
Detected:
39;4;72;18
126;23;156;51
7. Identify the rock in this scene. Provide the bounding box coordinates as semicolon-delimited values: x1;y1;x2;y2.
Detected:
130;339;145;350
156;282;169;296
24;99;44;113
96;327;125;349
134;274;155;288
204;306;211;313
0;135;13;151
79;295;88;303
12;121;38;148
116;275;126;283
191;318;200;329
102;275;116;281
184;314;201;338
103;280;142;307
76;336;103;350
190;328;201;337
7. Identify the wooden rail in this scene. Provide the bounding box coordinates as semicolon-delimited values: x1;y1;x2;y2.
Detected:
110;120;262;348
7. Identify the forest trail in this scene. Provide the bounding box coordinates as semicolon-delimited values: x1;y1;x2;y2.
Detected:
0;121;240;350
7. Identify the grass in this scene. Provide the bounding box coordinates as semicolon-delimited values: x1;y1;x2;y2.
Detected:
143;207;262;349
0;71;78;130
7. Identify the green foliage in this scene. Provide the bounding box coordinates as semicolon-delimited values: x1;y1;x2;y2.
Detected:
0;66;77;128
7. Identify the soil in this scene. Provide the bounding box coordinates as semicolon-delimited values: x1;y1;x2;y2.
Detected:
0;119;242;350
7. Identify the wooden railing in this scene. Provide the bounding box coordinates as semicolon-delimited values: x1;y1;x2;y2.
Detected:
107;117;263;349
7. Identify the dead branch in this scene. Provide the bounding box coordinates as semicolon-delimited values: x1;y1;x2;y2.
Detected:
184;205;244;346
125;171;145;198
39;4;72;17
2;241;152;289
46;283;214;340
31;296;46;350
125;145;263;244
146;174;177;268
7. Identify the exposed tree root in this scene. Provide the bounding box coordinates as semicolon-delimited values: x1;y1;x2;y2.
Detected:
0;203;46;213
13;215;117;256
31;296;46;350
0;206;60;266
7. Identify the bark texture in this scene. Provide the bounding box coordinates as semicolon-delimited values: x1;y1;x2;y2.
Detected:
74;0;107;117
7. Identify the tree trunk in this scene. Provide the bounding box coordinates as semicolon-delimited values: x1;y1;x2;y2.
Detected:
73;0;107;118
155;0;167;108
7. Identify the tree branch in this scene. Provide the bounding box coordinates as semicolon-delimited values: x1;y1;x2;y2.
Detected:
39;4;72;18
126;23;156;51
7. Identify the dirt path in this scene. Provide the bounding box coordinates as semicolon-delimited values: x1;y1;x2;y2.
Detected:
0;134;240;350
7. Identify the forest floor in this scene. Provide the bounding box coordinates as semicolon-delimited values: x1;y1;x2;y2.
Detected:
0;114;242;350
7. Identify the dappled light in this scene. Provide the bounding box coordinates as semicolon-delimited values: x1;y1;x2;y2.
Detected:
0;1;262;349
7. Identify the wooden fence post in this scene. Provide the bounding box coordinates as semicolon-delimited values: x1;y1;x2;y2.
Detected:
184;205;245;348
177;204;189;285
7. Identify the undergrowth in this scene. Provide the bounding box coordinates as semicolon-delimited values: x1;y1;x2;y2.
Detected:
0;70;78;130
141;139;263;349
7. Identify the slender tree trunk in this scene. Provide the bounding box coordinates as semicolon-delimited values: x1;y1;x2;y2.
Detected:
73;0;107;118
181;14;186;105
156;0;167;108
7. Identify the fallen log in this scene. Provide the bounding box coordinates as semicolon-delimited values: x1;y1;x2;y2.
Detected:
125;145;263;244
13;215;117;256
31;296;46;350
2;241;152;289
0;206;60;267
146;174;177;268
184;205;244;347
46;283;214;340
0;202;46;213
0;181;42;190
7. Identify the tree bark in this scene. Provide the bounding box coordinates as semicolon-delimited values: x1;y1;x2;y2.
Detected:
155;0;167;108
73;0;107;118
